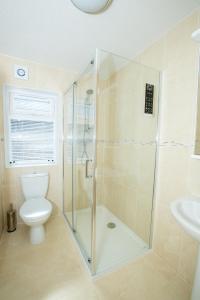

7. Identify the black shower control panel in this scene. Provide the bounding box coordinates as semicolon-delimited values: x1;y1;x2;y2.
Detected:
144;83;154;114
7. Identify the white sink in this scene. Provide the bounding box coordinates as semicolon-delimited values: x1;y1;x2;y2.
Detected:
171;197;200;241
171;196;200;300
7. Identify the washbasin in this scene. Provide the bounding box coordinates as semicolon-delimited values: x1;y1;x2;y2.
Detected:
171;196;200;300
171;197;200;242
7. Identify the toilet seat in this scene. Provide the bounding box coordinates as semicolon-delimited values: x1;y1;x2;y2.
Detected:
20;198;52;223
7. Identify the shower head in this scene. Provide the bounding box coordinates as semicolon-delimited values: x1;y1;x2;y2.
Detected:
86;89;93;95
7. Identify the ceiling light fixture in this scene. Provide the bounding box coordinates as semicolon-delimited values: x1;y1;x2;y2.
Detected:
192;28;200;42
71;0;113;14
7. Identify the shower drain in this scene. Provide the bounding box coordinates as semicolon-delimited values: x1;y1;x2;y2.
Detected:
107;222;116;229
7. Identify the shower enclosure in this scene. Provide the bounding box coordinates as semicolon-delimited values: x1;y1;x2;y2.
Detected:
63;49;159;275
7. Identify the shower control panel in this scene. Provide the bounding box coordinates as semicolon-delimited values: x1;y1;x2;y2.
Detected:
144;83;154;114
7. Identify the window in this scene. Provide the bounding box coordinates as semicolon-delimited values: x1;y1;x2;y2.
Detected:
4;86;58;167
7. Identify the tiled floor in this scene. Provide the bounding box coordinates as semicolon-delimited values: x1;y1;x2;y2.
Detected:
0;215;191;300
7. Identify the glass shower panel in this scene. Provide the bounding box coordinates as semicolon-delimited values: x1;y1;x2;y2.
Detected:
95;49;159;273
63;86;74;228
73;62;96;267
63;49;159;275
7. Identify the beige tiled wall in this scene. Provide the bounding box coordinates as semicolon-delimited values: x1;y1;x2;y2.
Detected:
137;11;200;286
0;53;75;222
96;58;159;244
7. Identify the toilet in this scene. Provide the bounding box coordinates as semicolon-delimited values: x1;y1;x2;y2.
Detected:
19;173;52;245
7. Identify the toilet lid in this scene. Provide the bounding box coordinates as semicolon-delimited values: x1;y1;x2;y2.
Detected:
20;198;52;221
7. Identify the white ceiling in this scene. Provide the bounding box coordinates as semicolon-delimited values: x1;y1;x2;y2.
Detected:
0;0;199;72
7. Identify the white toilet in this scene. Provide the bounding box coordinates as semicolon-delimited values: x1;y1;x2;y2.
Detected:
19;173;52;245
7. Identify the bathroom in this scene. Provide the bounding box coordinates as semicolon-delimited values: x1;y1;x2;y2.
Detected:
0;0;200;299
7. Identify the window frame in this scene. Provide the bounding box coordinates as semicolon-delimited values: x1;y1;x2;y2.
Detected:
3;85;59;168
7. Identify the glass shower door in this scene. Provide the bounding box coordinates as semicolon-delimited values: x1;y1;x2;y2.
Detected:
64;60;96;271
73;79;95;266
63;86;74;228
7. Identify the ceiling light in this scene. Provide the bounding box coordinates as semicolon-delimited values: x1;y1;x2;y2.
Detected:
71;0;112;14
192;28;200;42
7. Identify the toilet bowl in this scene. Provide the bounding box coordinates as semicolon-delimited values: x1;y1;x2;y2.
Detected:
19;173;52;244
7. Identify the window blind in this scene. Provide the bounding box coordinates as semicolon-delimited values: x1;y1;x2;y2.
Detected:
4;86;57;167
11;94;54;116
9;119;55;165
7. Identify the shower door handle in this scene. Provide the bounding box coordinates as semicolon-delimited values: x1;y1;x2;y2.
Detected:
85;159;93;178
